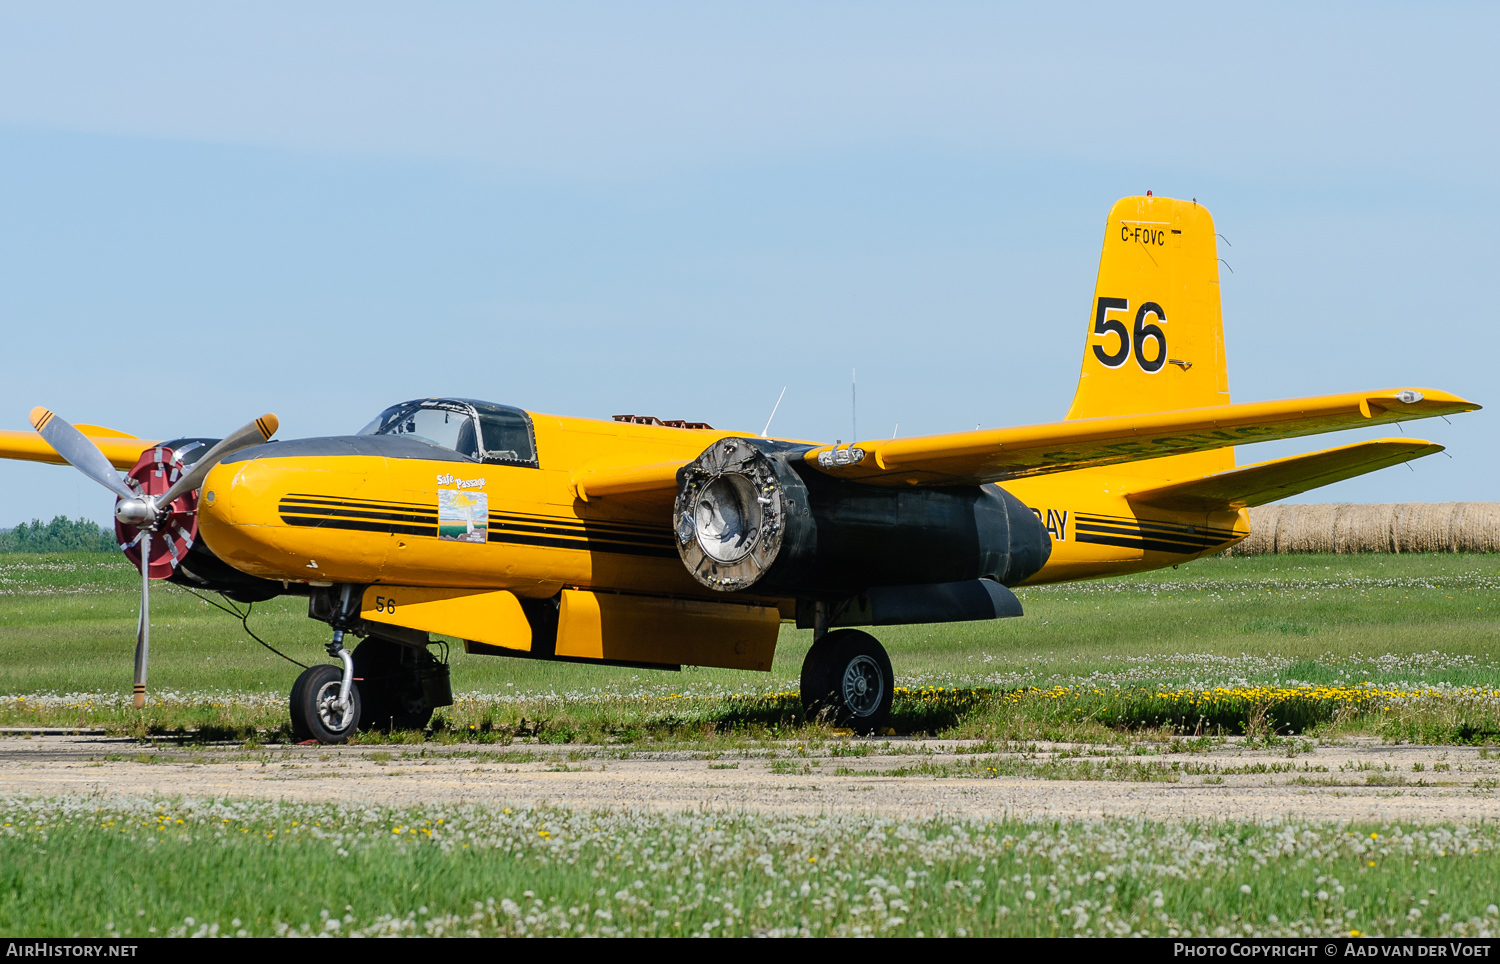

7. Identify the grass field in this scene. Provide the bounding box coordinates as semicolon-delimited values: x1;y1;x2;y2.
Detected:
6;796;1500;938
2;551;1498;742
5;551;1500;937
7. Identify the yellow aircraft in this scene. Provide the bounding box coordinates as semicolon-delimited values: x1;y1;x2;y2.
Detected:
0;195;1479;742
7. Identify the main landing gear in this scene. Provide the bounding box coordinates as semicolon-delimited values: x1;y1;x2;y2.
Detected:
799;611;895;735
353;635;450;732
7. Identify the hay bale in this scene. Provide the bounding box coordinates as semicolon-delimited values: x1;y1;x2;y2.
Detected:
1286;504;1339;554
1233;505;1279;555
1455;503;1500;552
1229;502;1500;554
1344;503;1396;554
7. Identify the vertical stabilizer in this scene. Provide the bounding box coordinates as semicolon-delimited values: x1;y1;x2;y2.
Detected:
1065;195;1232;477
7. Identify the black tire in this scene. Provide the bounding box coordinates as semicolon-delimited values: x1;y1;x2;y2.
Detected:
352;636;435;732
289;664;361;744
799;628;894;734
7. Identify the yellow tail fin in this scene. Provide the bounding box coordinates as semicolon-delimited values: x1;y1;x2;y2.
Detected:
1065;195;1231;478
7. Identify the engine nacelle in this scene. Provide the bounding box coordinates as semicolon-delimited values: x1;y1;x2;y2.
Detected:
672;437;1050;595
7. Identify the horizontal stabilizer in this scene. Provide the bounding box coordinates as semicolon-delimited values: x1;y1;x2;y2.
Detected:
1126;438;1444;511
804;387;1476;487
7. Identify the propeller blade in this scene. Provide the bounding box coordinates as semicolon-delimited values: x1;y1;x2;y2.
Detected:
132;531;151;709
157;414;278;507
29;407;137;502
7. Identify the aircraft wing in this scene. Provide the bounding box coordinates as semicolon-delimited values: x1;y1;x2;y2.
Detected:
803;388;1477;487
571;460;688;515
0;425;159;470
574;460;685;501
1125;438;1444;511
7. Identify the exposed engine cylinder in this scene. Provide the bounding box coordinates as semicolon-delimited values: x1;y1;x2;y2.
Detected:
673;437;1051;595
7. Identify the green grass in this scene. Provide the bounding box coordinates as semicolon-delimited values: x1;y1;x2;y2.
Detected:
3;796;1500;937
7;553;1500;937
2;552;1499;742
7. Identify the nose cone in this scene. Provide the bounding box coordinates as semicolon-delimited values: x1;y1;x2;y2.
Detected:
194;449;396;584
195;459;292;580
114;497;154;527
197;461;237;529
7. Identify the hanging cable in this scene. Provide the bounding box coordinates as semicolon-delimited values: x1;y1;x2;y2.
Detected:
182;587;309;669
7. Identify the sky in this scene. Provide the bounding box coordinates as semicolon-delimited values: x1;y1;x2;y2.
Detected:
1;2;1496;527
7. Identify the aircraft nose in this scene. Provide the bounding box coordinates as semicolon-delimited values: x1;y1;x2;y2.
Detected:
199;463;237;525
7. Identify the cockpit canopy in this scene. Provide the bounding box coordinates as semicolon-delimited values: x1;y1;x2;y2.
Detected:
358;399;538;467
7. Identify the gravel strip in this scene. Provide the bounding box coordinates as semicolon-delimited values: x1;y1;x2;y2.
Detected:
1;734;1498;822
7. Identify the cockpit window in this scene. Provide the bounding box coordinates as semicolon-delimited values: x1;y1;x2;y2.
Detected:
358;398;538;467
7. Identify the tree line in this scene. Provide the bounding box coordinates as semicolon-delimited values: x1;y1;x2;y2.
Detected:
0;516;118;553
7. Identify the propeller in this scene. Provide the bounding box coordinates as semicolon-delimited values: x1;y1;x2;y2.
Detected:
29;407;279;708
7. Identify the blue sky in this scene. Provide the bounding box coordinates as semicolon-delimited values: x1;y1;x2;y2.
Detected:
1;2;1495;526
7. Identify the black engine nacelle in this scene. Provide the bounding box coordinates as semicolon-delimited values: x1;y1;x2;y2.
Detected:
672;437;1050;596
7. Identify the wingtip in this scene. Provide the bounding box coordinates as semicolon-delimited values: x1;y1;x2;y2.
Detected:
1386;387;1482;412
255;414;279;440
28;406;53;432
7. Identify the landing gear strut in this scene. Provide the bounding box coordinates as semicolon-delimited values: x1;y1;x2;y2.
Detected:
799;603;894;734
292;585;455;743
290;629;362;743
290;587;363;744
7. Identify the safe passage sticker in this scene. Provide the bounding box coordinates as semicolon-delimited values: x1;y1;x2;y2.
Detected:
438;489;488;543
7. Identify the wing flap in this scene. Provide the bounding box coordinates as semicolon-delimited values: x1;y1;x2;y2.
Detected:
0;429;159;470
1126;438;1444;511
804;387;1477;486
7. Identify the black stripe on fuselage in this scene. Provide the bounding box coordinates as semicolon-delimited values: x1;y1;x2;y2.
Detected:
488;515;673;545
1073;512;1236;554
282;515;438;537
485;527;679;558
489;510;667;540
280;504;439;527
276;495;677;558
281;494;437;515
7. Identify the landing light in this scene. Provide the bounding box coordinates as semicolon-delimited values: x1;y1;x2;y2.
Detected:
817;446;866;468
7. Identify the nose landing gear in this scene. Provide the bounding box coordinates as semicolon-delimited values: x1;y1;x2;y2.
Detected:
290;629;361;744
292;585;455;744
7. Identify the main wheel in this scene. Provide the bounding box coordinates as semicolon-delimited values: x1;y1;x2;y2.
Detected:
352;636;435;732
800;629;894;734
290;664;361;744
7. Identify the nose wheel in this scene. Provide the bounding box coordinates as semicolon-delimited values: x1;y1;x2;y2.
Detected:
289;631;361;744
800;629;894;734
290;664;363;743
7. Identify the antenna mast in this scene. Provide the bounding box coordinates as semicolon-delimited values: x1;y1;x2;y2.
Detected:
851;367;857;442
760;387;786;438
